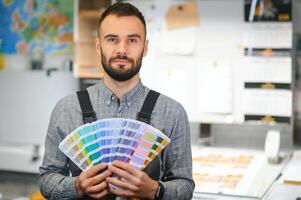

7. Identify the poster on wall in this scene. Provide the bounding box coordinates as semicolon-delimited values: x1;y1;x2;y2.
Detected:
0;0;74;55
244;0;292;22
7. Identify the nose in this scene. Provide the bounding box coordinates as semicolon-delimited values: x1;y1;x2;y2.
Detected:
116;40;128;55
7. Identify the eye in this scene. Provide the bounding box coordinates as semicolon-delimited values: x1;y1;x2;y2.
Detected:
107;37;118;43
129;38;138;43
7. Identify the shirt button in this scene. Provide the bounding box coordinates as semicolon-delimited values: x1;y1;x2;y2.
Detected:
106;101;110;105
127;102;131;106
116;113;121;117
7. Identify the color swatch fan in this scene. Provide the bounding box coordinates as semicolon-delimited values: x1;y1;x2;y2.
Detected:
59;118;171;171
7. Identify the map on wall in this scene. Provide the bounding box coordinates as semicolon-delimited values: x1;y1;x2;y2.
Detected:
0;0;73;55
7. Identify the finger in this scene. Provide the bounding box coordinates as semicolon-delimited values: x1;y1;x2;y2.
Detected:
106;176;138;192
110;187;135;197
112;161;140;176
89;189;109;199
89;170;112;185
108;164;138;184
79;164;110;190
83;163;108;178
86;181;108;194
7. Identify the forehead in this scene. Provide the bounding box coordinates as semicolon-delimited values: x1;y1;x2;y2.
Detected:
99;15;145;38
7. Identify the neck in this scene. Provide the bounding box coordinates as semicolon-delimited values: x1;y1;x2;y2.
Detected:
102;74;140;101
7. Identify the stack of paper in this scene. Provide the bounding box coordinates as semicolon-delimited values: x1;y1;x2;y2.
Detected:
192;147;265;196
282;150;301;185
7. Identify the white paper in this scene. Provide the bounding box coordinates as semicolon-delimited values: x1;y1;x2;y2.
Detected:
243;22;292;49
243;89;292;117
197;60;232;114
192;147;265;196
263;182;301;200
243;57;292;83
161;25;197;55
154;66;190;110
281;150;301;184
192;146;288;198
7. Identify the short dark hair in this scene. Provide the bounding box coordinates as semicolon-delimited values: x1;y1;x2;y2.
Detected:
97;3;146;38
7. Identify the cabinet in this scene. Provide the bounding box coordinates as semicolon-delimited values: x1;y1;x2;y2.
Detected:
75;0;111;78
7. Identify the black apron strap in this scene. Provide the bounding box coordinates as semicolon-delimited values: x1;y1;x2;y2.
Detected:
137;90;161;181
76;89;161;198
77;90;97;124
76;90;118;199
137;90;160;124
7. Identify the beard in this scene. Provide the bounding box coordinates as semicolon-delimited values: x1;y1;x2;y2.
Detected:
101;50;143;82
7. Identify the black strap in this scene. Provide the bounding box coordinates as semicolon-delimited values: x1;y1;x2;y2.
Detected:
137;90;160;125
77;90;97;124
76;89;161;183
137;90;161;182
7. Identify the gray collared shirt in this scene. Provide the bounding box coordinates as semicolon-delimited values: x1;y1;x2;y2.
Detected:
39;80;194;200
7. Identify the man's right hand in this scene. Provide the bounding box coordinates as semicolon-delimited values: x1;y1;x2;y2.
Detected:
76;163;112;199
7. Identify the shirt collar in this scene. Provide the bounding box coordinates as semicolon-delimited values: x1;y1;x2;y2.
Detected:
99;80;144;107
123;80;144;107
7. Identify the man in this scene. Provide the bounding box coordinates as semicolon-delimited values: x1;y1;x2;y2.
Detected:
39;3;194;200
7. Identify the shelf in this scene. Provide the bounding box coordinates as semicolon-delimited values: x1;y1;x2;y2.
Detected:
79;10;102;18
77;40;96;44
76;0;110;79
78;16;98;41
76;41;100;78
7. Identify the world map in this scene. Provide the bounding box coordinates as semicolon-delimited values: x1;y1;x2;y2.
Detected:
0;0;73;55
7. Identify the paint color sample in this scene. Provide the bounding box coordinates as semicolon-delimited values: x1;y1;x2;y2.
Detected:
59;118;171;171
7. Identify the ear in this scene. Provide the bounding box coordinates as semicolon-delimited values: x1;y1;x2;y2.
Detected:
95;37;101;55
143;39;149;57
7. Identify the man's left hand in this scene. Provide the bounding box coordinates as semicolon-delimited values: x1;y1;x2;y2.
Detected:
106;161;158;199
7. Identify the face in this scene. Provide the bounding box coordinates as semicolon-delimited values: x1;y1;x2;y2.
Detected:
97;15;148;82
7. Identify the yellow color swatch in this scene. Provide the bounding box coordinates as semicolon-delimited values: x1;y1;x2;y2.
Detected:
161;140;169;147
71;134;79;142
143;132;156;142
0;54;5;70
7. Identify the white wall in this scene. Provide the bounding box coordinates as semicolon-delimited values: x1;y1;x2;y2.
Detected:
0;71;79;172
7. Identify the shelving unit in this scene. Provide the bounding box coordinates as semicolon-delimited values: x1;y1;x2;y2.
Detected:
75;0;111;78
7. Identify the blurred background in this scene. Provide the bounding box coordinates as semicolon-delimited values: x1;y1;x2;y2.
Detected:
0;0;301;199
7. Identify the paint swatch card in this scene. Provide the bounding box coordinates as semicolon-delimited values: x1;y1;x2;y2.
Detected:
59;118;170;171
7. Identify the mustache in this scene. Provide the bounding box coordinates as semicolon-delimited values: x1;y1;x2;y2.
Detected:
109;55;134;63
